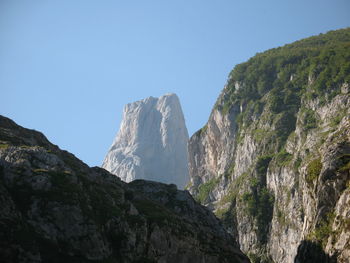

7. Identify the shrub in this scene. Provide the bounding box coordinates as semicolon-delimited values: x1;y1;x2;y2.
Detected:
275;149;293;166
338;154;350;172
311;212;335;248
196;177;220;204
303;109;317;130
256;155;273;178
306;158;322;184
242;185;274;244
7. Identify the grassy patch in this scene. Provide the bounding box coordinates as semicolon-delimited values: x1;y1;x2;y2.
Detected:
276;208;287;226
302;108;318;131
215;206;230;219
195;177;220;204
215;173;249;221
340;162;350;172
199;124;208;135
242;186;274;244
306;158;322;185
247;252;274;263
226;162;235;177
329;109;347;127
275;149;293;166
237;157;276;244
310;212;335;248
337;154;350;172
0;143;9;149
256;155;273;177
294;157;303;171
252;128;268;142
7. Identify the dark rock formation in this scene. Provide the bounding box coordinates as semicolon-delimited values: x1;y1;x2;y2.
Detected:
0;115;249;263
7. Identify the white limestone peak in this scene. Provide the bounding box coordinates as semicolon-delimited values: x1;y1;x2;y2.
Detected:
102;93;189;189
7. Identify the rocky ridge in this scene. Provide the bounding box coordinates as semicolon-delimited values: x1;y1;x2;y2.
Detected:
102;93;189;189
188;28;350;263
0;115;249;263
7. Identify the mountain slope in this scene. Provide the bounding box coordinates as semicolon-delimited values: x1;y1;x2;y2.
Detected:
188;28;350;263
0;115;248;263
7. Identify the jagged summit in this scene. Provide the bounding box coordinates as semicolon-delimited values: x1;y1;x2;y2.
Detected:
102;93;189;189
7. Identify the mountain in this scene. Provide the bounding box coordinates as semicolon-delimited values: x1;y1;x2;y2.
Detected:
102;93;189;189
0;115;249;263
188;28;350;263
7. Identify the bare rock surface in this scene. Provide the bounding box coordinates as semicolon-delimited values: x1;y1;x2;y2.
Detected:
103;93;189;189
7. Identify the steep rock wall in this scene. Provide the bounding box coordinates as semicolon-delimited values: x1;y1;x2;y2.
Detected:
188;28;350;263
103;93;189;189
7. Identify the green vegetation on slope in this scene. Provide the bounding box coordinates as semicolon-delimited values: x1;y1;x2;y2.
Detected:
214;29;350;237
217;29;350;155
192;28;350;263
306;158;322;185
219;28;350;116
196;177;221;203
242;156;275;244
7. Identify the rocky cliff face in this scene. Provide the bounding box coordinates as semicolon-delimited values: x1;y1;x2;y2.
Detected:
102;93;189;189
188;28;350;263
0;115;249;263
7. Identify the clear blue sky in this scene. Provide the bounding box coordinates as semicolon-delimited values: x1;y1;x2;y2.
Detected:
1;0;349;166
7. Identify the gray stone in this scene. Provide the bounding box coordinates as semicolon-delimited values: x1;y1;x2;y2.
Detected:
102;93;189;189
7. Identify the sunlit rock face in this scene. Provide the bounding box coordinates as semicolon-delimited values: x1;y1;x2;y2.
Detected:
188;28;350;262
102;93;189;189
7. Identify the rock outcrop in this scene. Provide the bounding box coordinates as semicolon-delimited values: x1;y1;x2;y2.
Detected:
0;115;249;263
188;28;350;263
102;93;189;189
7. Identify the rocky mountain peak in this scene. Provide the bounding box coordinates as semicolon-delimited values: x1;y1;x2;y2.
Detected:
102;93;189;189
